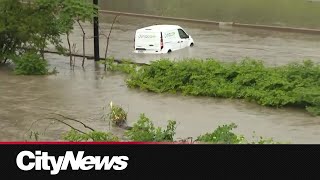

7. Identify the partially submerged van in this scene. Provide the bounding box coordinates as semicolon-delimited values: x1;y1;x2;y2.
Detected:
134;25;194;54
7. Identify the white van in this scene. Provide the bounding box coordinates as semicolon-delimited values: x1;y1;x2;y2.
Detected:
133;25;194;54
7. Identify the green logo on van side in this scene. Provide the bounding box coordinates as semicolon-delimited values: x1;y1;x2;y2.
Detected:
164;32;175;38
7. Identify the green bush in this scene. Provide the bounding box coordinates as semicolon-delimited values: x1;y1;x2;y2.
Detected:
110;58;320;116
195;123;282;144
196;123;245;144
125;113;177;142
13;51;49;75
107;101;128;127
103;57;137;75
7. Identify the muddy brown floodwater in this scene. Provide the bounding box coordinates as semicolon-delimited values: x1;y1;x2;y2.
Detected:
1;15;320;143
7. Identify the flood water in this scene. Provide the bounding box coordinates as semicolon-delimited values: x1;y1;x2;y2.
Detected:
102;0;320;29
68;14;320;66
1;14;320;143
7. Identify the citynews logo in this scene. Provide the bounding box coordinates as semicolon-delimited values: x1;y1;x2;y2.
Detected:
16;151;129;175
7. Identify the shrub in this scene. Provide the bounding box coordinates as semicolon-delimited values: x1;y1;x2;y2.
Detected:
196;123;246;144
125;113;177;142
107;101;128;127
109;58;320;116
195;123;283;144
103;57;137;75
13;51;49;75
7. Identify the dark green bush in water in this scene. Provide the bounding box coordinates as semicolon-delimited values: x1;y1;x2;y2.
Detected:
13;51;49;75
109;58;320;116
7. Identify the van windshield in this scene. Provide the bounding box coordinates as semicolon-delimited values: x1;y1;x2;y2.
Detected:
178;29;189;39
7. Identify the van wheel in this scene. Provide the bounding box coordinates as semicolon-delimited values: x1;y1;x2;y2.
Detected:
167;50;172;53
190;43;194;47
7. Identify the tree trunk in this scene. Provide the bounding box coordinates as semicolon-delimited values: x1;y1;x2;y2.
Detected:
82;33;86;67
104;15;119;71
66;33;72;66
104;37;110;71
77;20;86;67
40;35;47;60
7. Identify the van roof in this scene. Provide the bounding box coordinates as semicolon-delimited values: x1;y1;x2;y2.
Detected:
137;25;182;32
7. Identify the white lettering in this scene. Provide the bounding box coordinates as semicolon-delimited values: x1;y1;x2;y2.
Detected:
113;156;129;170
50;156;64;175
16;151;129;175
60;151;83;170
80;156;95;170
16;151;35;171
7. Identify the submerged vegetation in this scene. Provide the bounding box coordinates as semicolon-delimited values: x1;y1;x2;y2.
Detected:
124;113;177;142
106;58;320;116
108;101;128;128
29;101;283;144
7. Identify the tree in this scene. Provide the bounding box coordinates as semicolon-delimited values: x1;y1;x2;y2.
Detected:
42;0;98;67
0;0;98;74
0;0;30;63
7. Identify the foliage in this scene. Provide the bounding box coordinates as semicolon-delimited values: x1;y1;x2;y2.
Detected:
63;129;119;142
195;123;282;144
107;101;128;127
12;51;49;75
0;0;60;72
103;57;137;75
109;58;320;116
249;132;282;144
35;0;98;34
125;113;177;142
0;0;97;72
29;131;40;141
196;123;245;144
0;0;31;63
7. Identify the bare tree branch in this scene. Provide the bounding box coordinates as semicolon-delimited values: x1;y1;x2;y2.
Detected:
42;121;56;136
50;113;96;131
24;119;54;140
46;117;89;135
104;15;120;61
103;15;120;71
25;113;98;140
71;43;77;70
66;33;73;66
76;20;86;67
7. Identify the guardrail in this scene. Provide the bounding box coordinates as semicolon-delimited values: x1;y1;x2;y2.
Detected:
99;10;320;35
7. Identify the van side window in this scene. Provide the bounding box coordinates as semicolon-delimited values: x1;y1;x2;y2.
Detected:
178;29;189;39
